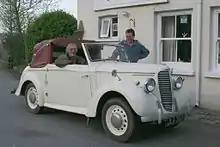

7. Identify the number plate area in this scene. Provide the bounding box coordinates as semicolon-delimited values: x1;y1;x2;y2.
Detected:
163;115;185;127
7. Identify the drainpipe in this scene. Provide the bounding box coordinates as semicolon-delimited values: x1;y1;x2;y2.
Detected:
195;0;203;107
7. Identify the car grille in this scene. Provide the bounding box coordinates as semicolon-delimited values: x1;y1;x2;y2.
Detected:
158;69;173;112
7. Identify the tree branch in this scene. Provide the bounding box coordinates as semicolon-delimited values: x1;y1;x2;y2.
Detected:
0;0;58;33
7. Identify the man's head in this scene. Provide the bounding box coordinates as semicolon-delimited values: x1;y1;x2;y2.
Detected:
125;28;135;44
66;43;78;57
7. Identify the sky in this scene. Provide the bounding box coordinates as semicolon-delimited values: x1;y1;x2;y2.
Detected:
58;0;78;18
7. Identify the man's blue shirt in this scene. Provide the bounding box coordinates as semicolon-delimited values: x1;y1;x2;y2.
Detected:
111;40;150;62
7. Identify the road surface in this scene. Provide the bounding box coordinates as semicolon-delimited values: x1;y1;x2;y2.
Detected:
0;70;220;147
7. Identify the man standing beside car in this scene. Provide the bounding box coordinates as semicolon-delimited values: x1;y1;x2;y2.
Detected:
55;43;86;67
111;28;150;63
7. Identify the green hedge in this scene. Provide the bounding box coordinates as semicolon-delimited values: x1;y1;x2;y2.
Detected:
25;10;77;61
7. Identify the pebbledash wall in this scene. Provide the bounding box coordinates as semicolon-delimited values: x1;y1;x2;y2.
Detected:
78;0;220;111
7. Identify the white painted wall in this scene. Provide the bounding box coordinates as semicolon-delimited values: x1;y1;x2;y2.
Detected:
200;0;220;111
78;0;220;110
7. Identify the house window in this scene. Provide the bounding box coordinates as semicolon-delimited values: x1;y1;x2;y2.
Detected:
160;14;192;63
216;13;220;68
99;16;118;38
211;9;220;71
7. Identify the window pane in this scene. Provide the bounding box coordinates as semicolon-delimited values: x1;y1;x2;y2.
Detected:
112;23;118;37
218;40;220;64
112;23;118;31
112;31;118;37
218;13;220;38
162;16;175;38
102;20;110;35
162;40;176;62
162;40;191;62
177;40;191;62
112;17;118;23
176;15;191;38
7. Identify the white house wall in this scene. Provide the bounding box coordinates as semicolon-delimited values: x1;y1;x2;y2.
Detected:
78;0;199;63
78;0;220;110
200;0;220;110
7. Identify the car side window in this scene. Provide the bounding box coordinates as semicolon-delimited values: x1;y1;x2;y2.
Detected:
52;45;66;63
51;44;88;66
86;44;102;61
76;47;88;65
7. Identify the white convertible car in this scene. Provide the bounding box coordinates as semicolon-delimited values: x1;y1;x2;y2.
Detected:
12;37;193;142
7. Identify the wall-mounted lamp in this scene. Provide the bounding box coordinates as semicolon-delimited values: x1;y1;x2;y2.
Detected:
129;18;136;28
122;11;130;18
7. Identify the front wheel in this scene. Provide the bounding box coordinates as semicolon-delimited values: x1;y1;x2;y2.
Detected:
101;98;137;142
25;83;44;114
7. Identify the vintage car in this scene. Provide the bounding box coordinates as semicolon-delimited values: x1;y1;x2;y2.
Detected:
12;37;193;142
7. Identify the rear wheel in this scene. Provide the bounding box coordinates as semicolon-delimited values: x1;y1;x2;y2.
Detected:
101;98;137;142
25;83;44;114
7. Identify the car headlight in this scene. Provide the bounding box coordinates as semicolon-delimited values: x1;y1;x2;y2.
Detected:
173;77;184;90
144;78;156;93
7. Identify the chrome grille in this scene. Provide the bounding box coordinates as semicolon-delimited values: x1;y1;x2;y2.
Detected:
158;70;173;112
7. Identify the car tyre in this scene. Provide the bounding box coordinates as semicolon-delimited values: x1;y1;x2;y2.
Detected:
101;98;138;143
25;83;44;114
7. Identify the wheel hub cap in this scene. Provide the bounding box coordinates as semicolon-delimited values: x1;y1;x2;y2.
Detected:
105;105;129;136
111;113;123;129
29;93;36;104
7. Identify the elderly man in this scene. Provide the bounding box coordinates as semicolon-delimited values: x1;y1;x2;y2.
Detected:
111;28;150;63
55;43;86;67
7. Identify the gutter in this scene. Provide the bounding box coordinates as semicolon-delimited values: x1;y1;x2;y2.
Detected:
195;0;203;107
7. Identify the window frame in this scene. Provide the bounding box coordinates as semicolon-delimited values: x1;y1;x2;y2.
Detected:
157;10;194;73
211;9;220;71
99;16;119;39
100;17;111;38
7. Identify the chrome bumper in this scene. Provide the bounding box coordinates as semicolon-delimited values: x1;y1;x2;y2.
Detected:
141;99;193;124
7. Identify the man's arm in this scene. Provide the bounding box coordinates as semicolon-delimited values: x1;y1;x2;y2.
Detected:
111;41;125;59
111;47;120;59
75;56;86;64
138;43;150;59
55;55;73;67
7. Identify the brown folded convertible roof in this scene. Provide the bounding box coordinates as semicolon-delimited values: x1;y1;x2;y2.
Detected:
31;37;95;68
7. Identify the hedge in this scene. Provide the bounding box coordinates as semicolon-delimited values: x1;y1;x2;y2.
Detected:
25;10;77;61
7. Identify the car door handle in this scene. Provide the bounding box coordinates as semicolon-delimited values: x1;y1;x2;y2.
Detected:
81;75;89;78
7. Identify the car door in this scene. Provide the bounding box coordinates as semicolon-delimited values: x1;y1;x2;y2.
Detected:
46;64;92;110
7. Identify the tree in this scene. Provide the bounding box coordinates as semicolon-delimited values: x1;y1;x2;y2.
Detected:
25;10;78;61
0;0;58;65
0;0;58;33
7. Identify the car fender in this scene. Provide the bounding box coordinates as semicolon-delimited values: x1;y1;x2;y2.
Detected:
15;72;45;106
86;80;156;117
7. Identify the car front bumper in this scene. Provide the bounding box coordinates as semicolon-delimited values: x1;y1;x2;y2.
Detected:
140;99;193;124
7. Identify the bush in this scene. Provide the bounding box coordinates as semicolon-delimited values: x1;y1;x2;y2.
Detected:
25;10;77;61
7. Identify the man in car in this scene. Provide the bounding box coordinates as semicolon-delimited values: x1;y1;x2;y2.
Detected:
111;28;150;63
55;43;86;67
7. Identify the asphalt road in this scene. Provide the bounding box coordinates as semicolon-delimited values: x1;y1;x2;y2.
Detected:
0;70;220;147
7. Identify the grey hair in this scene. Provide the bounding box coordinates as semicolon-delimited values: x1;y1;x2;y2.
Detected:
66;43;77;52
